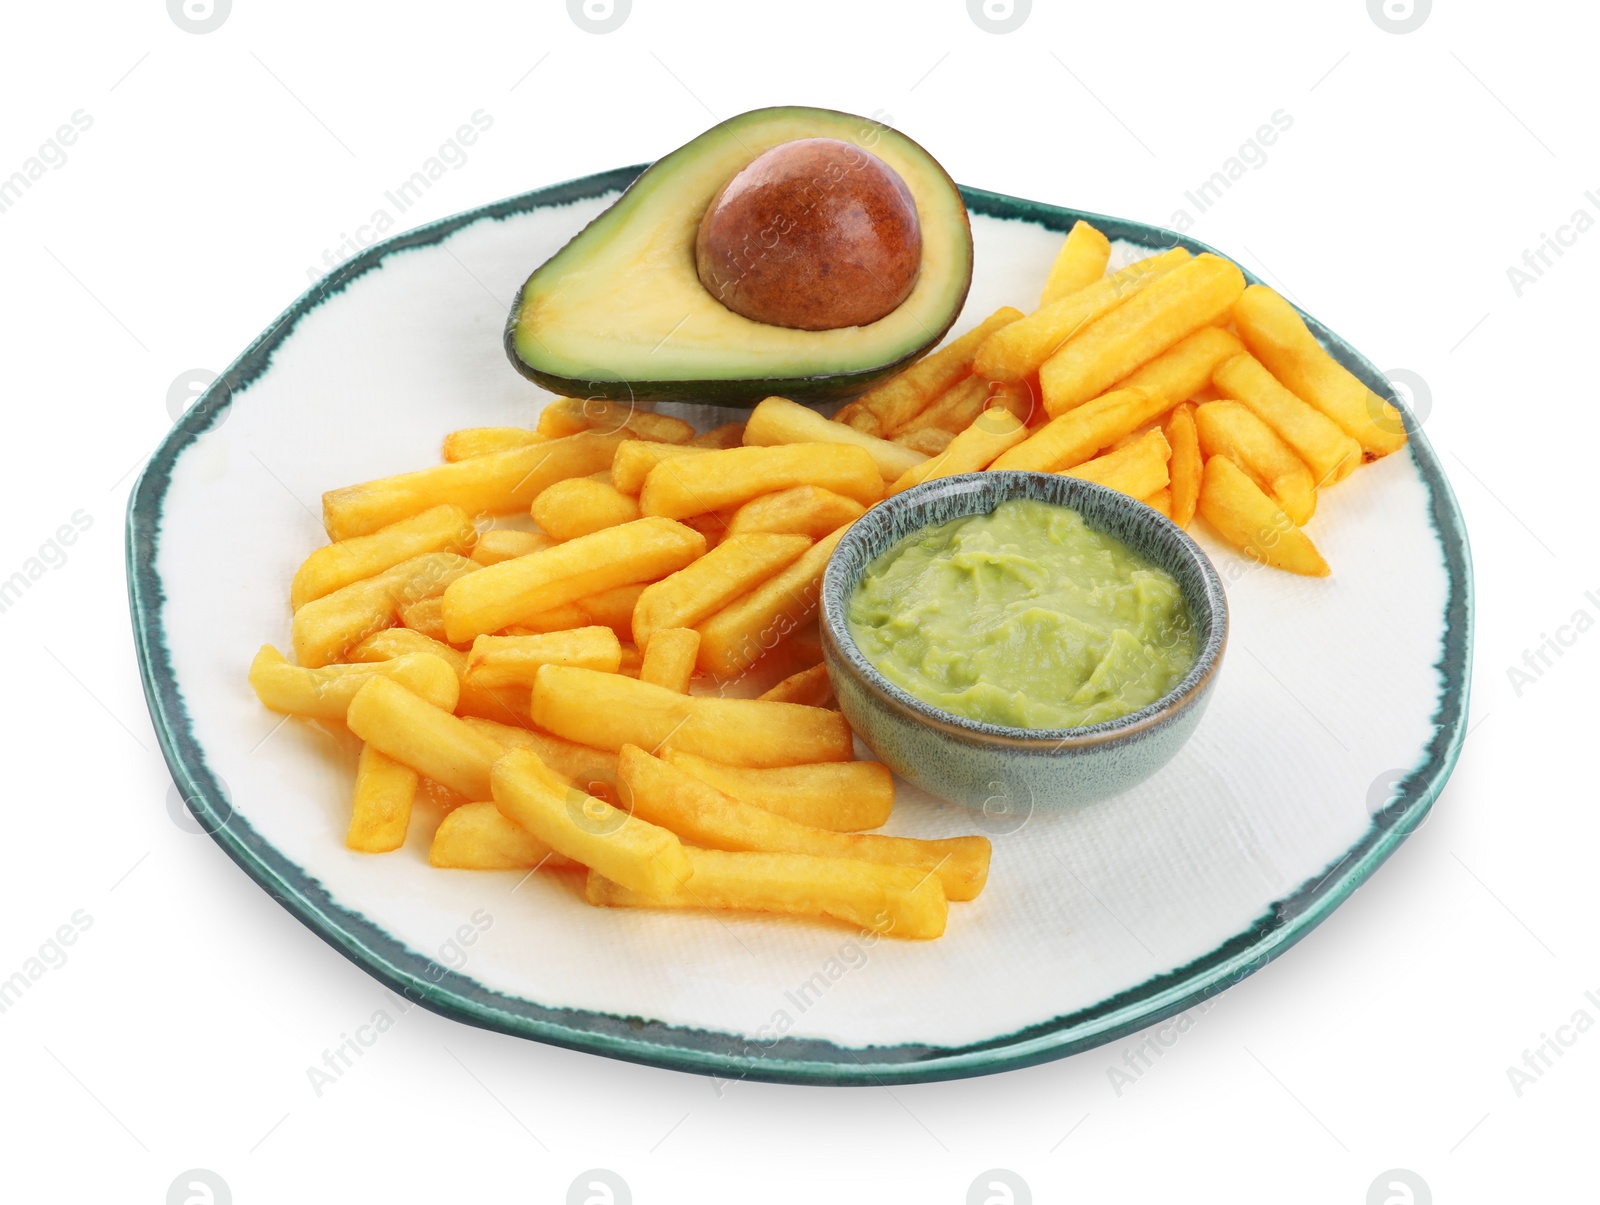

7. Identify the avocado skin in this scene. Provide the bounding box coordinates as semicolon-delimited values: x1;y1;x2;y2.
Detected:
504;107;973;409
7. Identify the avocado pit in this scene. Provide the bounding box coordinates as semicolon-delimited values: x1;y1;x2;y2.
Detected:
694;138;923;331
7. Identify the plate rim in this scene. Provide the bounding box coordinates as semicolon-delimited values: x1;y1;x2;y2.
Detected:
127;165;1474;1086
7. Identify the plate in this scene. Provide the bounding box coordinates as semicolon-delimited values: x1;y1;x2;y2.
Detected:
128;166;1472;1085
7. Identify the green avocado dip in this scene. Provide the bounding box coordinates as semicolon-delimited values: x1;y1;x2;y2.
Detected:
847;498;1198;729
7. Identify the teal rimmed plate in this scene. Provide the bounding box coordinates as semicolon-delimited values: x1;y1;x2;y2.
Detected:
128;166;1471;1086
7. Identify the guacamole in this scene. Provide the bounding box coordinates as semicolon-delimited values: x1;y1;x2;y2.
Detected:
847;498;1198;729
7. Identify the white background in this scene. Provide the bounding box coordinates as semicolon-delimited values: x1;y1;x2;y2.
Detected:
0;0;1592;1201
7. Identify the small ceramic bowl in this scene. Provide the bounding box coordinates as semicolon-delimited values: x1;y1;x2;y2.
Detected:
820;472;1228;814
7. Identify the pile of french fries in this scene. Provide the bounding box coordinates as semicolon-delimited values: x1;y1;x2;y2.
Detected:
834;220;1408;575
249;394;994;940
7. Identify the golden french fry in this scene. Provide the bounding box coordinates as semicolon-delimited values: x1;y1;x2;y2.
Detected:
616;643;643;677
348;627;467;675
989;387;1172;474
442;517;704;644
895;375;990;436
323;431;629;541
346;676;509;800
465;626;622;690
1164;403;1202;529
536;397;695;445
640;443;882;519
249;645;459;719
532;476;642;541
1142;488;1174;519
891;426;956;455
976;248;1192;384
573;582;645;642
664;750;892;832
689;421;746;449
611;440;710;495
347;744;417;853
460;715;620;798
491;747;692;896
1195;400;1317;525
744;396;927;481
292;552;476;668
889;407;1029;495
619;746;988;901
429;800;573;870
503;602;591;635
1060;428;1171;498
1111;325;1245;404
724;486;866;540
471;529;555;566
585;847;946;939
533;665;853;767
833;307;1024;436
639;628;700;693
632;532;811;648
442;427;541;462
757;662;834;708
1041;254;1247;416
1199;456;1329;576
1232;284;1407;457
1040;219;1113;306
695;527;845;677
398;595;449;642
1212;352;1362;486
291;505;475;610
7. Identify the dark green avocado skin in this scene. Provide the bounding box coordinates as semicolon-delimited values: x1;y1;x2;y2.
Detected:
504;109;974;409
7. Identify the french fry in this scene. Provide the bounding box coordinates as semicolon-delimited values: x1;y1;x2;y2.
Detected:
639;628;700;693
895;375;990;436
491;747;692;896
664;750;891;832
460;715;620;798
744;396;927;481
833;307;1024;436
618;747;989;901
292;552;476;668
532;476;642;541
1111;325;1245;405
291;505;475;610
1060;428;1171;498
471;529;555;566
323;431;629;541
1141;488;1174;519
1040;219;1113;306
632;533;812;648
348;626;467;675
1212;352;1362;486
989;387;1172;474
248;645;460;719
397;595;449;642
585;848;946;940
430;800;573;870
888;407;1029;495
975;248;1191;383
724;486;866;540
465;626;622;690
640;443;882;519
617;643;643;677
346;676;509;800
695;528;845;677
533;666;853;767
536;397;695;445
574;582;646;642
892;427;956;455
757;662;834;708
1198;456;1329;577
1232;284;1407;457
1195;400;1317;525
611;440;710;495
442;517;705;644
689;421;746;449
504;602;591;635
347;744;417;853
442;427;540;462
987;378;1039;426
1164;403;1202;528
1040;253;1247;416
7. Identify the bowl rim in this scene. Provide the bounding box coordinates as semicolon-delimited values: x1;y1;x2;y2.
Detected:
820;471;1230;752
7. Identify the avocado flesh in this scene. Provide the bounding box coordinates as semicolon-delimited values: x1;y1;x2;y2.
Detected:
506;106;973;407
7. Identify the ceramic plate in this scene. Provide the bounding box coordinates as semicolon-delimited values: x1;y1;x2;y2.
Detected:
128;166;1472;1085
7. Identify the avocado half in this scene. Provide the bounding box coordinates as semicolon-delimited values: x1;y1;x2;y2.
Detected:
505;106;974;407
